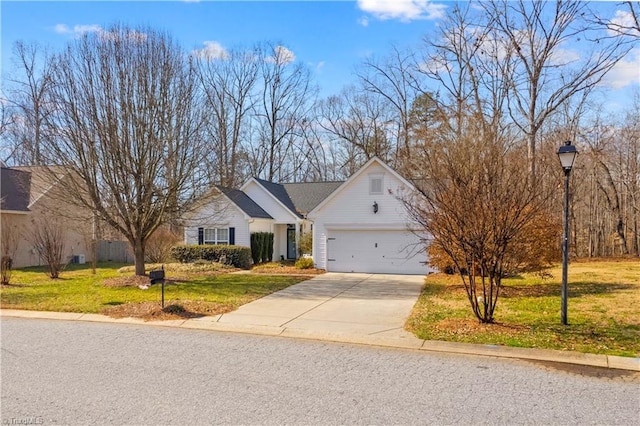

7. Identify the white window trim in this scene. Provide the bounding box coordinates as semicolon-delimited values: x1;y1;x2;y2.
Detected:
203;228;229;245
369;173;384;195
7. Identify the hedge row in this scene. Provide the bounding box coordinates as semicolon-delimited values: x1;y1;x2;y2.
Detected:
170;244;252;269
250;232;274;264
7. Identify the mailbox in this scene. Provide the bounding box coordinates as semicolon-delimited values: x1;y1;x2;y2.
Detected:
149;268;165;284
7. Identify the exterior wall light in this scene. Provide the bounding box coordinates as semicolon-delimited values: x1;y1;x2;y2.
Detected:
373;201;379;214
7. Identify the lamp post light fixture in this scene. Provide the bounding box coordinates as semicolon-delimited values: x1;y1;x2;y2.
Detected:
557;140;578;325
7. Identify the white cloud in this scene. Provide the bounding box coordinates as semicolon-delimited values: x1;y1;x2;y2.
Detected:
53;24;149;45
266;45;295;65
357;0;446;22
54;24;71;34
192;41;229;60
607;10;639;37
99;29;147;43
602;48;640;89
549;47;581;66
53;23;103;36
358;16;369;27
74;24;103;35
418;58;448;75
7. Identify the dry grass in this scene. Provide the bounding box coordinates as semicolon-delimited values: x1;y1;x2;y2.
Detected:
407;259;640;357
101;300;234;320
250;261;325;276
117;262;235;274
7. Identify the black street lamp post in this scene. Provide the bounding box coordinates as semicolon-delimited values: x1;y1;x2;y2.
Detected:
557;140;578;325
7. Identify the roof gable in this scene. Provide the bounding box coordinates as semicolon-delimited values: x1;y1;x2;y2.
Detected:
308;157;417;216
12;165;70;206
1;167;31;213
218;187;272;219
241;177;302;219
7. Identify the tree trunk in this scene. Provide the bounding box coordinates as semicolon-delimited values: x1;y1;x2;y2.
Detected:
527;132;536;184
133;239;146;276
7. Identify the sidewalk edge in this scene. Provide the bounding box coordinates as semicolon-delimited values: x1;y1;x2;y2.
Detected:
2;309;638;371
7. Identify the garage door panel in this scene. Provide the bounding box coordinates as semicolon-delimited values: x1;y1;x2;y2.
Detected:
327;230;426;275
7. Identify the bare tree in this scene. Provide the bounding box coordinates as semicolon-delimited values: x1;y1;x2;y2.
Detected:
3;42;54;165
356;45;422;169
317;85;394;174
578;110;640;256
418;3;513;141
482;0;631;181
31;218;66;279
408;2;558;322
1;215;21;284
405;125;556;323
254;43;316;181
145;226;183;263
42;24;207;275
197;47;259;188
295;115;331;181
0;96;16;163
620;103;640;255
591;1;640;40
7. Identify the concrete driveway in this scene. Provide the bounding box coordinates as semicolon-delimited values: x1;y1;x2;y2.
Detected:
216;273;425;341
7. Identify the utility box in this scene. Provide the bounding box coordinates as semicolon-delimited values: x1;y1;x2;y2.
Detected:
73;254;86;264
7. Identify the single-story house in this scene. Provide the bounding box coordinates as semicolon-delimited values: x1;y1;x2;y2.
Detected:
184;157;432;275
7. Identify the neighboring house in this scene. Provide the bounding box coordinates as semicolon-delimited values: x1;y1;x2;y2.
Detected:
1;167;31;266
185;157;432;275
1;166;93;268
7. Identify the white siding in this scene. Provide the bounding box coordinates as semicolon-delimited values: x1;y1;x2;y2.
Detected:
249;219;273;234
183;195;253;247
242;180;299;224
312;162;413;225
310;160;429;274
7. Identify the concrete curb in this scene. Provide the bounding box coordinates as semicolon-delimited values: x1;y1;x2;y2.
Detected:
1;309;638;372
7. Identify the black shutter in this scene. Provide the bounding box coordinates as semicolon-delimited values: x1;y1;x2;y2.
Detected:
198;228;204;245
229;227;235;245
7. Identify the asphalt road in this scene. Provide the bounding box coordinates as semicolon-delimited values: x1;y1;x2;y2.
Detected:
1;318;639;425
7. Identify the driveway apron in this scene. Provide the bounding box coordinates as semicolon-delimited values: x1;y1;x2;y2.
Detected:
217;273;425;339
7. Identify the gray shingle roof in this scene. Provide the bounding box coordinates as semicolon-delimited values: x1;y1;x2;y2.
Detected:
253;177;302;218
11;165;70;205
219;186;272;219
283;181;344;215
1;167;32;212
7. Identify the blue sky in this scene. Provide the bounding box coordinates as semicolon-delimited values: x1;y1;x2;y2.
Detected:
1;0;638;106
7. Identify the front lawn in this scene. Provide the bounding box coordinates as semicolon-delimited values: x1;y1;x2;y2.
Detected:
0;262;309;320
406;259;640;357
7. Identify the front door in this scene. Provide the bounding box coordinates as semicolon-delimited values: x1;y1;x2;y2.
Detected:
287;224;296;260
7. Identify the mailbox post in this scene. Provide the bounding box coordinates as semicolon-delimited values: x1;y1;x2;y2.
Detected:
149;267;166;308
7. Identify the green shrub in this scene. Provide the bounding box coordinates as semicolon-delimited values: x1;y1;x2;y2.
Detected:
266;233;274;263
298;232;312;256
294;257;314;269
260;233;269;263
170;245;252;269
250;233;261;264
250;232;274;264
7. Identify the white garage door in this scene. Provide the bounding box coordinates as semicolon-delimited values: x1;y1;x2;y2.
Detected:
326;230;426;275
